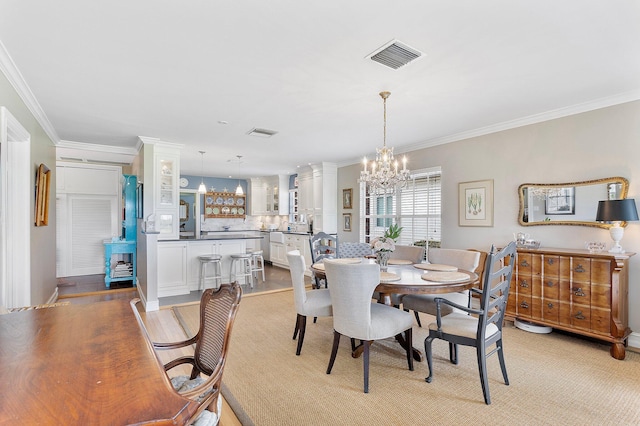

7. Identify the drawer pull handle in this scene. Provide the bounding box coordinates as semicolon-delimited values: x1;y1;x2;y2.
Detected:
575;264;586;273
547;258;555;265
575;311;586;320
572;287;585;297
547;303;554;308
520;280;529;288
546;281;555;287
520;259;530;267
520;301;529;309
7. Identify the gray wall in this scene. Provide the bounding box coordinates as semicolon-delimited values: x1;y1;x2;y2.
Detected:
338;100;640;333
0;70;57;304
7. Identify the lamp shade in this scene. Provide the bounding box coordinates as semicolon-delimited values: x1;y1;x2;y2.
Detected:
595;199;639;222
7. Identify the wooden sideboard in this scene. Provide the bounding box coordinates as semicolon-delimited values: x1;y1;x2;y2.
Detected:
505;247;634;360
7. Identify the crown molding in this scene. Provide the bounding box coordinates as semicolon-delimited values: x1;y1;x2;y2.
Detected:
0;39;60;144
58;139;139;155
397;90;640;155
340;91;640;168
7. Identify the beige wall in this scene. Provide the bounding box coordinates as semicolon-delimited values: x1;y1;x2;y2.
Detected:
0;72;57;304
338;100;640;333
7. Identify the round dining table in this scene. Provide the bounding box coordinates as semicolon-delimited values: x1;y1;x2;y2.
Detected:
311;259;479;361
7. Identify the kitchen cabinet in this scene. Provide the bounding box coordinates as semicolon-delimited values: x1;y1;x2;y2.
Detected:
296;163;337;233
312;163;337;233
270;233;312;275
297;170;313;217
270;241;287;267
153;147;180;240
157;242;188;297
285;234;313;268
250;178;268;215
184;239;245;291
159;239;251;297
250;175;289;215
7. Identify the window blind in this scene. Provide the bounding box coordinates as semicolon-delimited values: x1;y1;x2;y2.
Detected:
361;167;441;250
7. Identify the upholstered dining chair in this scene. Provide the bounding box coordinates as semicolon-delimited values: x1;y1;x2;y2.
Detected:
424;242;516;405
389;244;425;264
287;250;332;355
338;242;372;259
309;232;338;288
402;248;482;326
323;259;414;393
152;282;242;425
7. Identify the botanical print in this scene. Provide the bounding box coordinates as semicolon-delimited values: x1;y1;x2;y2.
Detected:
465;187;486;220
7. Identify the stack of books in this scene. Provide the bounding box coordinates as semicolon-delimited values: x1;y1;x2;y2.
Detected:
112;261;133;278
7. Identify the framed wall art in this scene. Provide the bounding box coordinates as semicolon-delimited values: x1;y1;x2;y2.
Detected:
459;179;494;227
343;188;353;209
34;163;51;226
343;213;352;231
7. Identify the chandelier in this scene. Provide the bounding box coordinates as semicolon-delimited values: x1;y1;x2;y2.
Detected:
359;91;410;195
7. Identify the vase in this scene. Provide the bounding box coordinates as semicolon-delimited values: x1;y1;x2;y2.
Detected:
376;251;391;272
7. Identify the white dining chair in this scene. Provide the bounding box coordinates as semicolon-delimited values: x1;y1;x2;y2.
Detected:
323;259;413;393
287;250;332;356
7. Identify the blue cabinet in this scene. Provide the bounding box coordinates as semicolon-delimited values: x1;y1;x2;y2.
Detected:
103;241;137;287
103;174;137;287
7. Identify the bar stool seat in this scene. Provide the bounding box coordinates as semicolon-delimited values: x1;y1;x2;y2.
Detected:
198;255;222;290
230;253;253;288
246;249;266;283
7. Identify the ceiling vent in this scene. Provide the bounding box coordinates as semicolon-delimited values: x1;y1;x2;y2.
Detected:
368;40;422;70
247;128;278;138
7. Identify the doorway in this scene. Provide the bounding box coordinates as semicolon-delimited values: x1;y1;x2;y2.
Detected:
0;107;31;308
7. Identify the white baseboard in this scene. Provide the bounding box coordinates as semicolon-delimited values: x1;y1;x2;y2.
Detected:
48;288;59;304
136;285;159;312
628;331;640;350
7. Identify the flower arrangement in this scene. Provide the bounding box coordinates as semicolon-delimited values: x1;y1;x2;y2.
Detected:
370;223;403;253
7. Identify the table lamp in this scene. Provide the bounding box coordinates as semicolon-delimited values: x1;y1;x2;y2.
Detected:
595;199;639;254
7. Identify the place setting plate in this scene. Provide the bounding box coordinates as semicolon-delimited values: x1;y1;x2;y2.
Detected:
387;259;414;265
380;271;401;282
332;258;362;264
420;271;469;283
414;263;458;272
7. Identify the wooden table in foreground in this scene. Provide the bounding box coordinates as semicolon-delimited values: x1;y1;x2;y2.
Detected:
0;299;199;425
311;260;478;361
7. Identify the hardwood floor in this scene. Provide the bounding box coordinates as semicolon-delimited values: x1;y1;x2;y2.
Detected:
56;263;302;425
57;263;296;306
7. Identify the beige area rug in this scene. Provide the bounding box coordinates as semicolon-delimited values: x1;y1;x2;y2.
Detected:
173;290;640;426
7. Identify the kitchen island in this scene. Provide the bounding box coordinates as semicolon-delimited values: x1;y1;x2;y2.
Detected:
158;232;263;297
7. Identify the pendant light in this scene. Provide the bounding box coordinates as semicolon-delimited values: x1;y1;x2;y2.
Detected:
235;155;244;195
198;151;206;194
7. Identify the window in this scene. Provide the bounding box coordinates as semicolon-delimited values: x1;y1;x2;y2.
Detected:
360;167;441;251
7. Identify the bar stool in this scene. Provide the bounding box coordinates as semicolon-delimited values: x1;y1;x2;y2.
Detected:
230;253;253;288
246;249;266;283
198;254;223;290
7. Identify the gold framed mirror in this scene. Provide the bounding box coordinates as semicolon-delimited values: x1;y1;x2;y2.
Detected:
518;177;628;229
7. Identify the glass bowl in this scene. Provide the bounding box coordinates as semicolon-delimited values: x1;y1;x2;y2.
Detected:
585;241;606;253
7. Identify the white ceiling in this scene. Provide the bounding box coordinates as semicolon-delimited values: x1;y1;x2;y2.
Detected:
1;1;639;179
